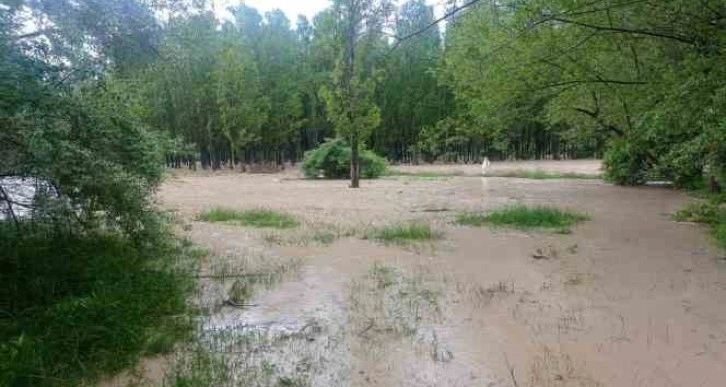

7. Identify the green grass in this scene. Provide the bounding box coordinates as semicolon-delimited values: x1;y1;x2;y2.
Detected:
0;225;200;386
368;222;442;244
386;169;465;178
198;208;299;229
386;168;601;180
673;199;726;250
485;169;601;180
456;205;590;233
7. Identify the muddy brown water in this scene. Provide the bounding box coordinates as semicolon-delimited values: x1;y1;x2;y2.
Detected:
103;160;726;386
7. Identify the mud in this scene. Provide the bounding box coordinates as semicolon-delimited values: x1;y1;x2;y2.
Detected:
104;160;726;386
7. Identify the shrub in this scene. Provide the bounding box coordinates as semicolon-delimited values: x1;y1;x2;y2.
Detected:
0;224;199;386
603;138;649;185
302;139;387;179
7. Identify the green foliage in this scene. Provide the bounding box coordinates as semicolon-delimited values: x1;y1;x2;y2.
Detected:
1;7;198;385
603;139;649;185
457;206;589;233
198;208;299;229
0;226;199;386
301;139;388;179
368;222;442;244
443;0;726;184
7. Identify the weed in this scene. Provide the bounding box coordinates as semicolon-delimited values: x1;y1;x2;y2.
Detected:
351;265;440;339
456;205;589;233
198;208;299;229
368;222;442;244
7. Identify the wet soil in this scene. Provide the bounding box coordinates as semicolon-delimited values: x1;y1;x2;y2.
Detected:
104;160;726;386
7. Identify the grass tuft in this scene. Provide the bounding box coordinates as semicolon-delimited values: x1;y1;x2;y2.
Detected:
198;208;299;229
368;222;442;244
457;205;589;233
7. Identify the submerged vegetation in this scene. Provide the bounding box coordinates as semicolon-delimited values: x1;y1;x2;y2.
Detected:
673;196;726;251
368;222;442;244
198;208;299;229
457;206;589;233
485;170;601;180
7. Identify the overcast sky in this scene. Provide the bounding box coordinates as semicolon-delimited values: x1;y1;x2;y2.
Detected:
213;0;445;23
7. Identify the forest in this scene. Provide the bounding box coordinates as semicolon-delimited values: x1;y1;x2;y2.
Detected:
2;0;725;385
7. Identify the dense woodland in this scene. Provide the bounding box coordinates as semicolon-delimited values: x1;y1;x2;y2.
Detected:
2;0;726;385
3;0;726;181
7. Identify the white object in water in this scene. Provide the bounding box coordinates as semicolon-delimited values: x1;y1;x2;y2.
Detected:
481;157;491;175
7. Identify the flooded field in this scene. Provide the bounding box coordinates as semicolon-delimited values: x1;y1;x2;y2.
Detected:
105;160;726;386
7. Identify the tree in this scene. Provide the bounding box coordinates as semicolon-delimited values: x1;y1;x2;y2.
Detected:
213;25;268;168
374;0;451;162
323;0;391;188
441;0;726;177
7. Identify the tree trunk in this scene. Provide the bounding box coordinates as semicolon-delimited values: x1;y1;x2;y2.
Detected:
229;143;235;170
350;133;360;188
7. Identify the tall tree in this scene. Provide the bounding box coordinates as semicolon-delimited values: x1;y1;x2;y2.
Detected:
442;0;726;183
374;0;451;162
324;0;391;187
213;24;268;168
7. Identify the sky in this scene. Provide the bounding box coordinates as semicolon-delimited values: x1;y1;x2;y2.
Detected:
213;0;329;21
213;0;445;23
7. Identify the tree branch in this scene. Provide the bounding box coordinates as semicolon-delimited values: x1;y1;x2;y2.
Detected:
387;0;483;54
543;16;699;46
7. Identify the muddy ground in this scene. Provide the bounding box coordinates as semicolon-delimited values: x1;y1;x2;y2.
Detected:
105;160;726;386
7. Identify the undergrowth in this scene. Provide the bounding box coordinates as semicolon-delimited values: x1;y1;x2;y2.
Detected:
198;208;299;229
0;223;201;386
457;205;589;233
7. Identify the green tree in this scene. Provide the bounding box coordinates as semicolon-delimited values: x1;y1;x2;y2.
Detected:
323;0;391;188
213;25;268;168
442;0;726;183
374;0;452;162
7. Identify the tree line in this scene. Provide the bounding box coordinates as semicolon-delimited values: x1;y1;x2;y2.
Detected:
105;0;602;173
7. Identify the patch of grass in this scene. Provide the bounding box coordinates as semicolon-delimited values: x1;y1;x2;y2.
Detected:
485;169;601;180
368;222;442;244
386;169;465;178
0;226;199;386
198;208;299;229
456;205;589;233
673;200;726;250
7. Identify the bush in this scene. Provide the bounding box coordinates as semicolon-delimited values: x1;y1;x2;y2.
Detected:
0;223;199;386
302;139;387;179
603;138;649;185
